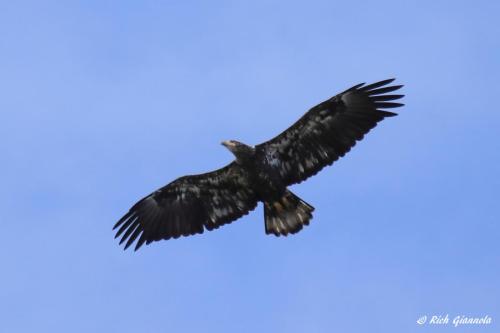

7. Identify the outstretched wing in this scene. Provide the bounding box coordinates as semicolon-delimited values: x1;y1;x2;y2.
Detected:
256;78;404;185
113;162;258;251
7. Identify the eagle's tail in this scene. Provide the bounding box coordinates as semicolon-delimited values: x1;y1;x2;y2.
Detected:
264;190;315;236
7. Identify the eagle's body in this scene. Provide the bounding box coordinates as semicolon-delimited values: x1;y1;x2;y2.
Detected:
242;146;286;202
114;79;404;250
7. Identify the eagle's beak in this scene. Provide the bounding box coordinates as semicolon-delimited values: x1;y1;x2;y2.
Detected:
221;140;231;148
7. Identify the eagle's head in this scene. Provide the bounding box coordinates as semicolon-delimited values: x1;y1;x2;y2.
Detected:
221;140;255;163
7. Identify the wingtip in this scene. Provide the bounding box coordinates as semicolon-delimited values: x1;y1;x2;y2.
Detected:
378;110;398;117
113;211;133;230
342;82;365;94
360;78;401;92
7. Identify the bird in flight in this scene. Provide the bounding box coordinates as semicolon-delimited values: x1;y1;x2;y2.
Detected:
114;78;404;250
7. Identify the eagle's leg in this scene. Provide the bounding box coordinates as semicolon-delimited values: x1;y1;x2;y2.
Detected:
263;190;314;236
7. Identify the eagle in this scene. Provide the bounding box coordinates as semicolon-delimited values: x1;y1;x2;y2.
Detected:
114;78;404;250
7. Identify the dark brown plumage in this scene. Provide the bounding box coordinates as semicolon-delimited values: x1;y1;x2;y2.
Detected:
114;78;404;250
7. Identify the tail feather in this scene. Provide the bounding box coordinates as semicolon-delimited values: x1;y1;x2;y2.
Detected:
264;190;314;236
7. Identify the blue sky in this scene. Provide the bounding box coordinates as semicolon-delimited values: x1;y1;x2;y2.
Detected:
1;1;499;332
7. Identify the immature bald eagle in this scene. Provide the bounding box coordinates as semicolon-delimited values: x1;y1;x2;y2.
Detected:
114;78;404;250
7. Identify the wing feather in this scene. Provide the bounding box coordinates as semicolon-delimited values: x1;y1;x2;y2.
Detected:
256;79;404;185
114;162;258;250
